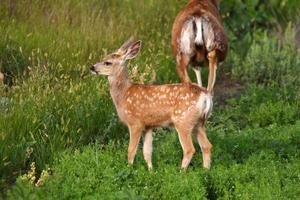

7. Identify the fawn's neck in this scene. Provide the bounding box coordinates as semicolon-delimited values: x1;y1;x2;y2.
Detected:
108;66;131;109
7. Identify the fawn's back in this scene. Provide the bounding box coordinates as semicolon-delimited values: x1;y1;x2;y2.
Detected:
121;83;211;128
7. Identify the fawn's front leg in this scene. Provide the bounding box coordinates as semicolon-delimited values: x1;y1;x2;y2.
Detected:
143;129;153;170
128;125;143;166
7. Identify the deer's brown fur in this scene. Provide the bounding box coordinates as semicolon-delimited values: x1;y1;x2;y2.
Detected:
172;0;228;93
90;38;213;170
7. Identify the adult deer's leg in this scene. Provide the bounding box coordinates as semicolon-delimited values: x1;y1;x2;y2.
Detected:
128;125;143;166
193;66;202;87
175;123;195;170
176;53;191;84
196;125;212;169
207;50;218;93
143;129;153;170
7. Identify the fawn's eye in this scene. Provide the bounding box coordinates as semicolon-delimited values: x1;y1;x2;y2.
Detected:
104;61;112;66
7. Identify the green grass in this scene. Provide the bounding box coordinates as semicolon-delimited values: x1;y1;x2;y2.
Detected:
1;0;300;199
7;122;300;199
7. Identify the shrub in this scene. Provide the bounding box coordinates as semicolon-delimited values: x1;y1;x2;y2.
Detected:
8;122;300;199
231;26;300;89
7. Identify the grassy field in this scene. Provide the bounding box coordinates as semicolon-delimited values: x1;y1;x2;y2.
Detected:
1;0;300;199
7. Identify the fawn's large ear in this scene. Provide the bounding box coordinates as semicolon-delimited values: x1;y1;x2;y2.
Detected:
124;40;142;60
119;37;136;52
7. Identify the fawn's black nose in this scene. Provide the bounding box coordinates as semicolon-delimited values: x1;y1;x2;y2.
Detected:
90;65;95;71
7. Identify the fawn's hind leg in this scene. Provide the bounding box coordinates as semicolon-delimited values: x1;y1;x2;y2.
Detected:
175;123;196;170
195;125;212;169
128;125;143;166
143;129;153;170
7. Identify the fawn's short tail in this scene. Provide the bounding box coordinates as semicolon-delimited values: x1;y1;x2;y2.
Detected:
197;92;213;119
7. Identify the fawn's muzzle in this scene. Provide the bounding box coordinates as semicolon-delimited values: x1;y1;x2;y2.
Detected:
90;65;95;71
90;65;99;75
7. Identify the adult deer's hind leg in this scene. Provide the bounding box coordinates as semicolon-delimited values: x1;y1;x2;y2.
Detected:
193;66;202;87
176;53;191;84
207;50;218;93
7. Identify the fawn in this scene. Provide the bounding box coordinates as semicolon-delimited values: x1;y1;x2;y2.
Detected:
90;37;213;170
172;0;228;93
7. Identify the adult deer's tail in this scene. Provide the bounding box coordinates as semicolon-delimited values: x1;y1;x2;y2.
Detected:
194;17;215;52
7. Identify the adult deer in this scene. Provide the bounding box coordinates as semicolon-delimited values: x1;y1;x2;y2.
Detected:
90;38;213;170
172;0;228;93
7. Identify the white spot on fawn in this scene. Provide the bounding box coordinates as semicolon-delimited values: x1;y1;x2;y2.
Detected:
127;98;132;104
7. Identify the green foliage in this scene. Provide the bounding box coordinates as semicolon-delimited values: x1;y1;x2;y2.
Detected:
222;0;300;32
211;85;299;130
232;26;300;89
0;40;29;85
0;70;128;188
8;122;300;199
222;0;300;55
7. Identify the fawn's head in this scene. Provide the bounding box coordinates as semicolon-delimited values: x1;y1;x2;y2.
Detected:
90;37;141;76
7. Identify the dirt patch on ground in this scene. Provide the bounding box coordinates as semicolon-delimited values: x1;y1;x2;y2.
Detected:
214;75;244;105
